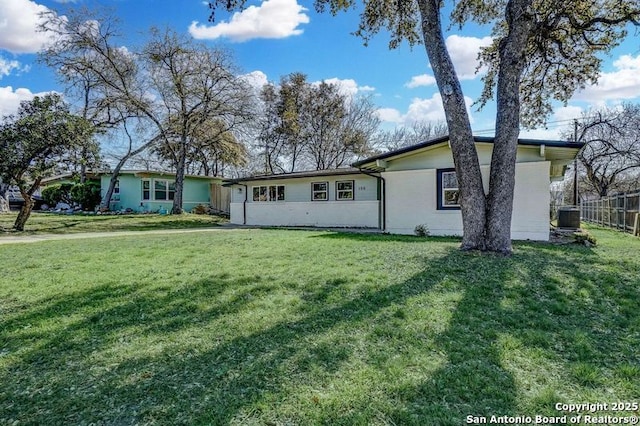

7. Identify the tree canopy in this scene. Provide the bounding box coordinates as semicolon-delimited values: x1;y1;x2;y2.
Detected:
0;94;94;230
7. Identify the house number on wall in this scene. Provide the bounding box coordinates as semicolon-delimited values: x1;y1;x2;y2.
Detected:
358;186;366;191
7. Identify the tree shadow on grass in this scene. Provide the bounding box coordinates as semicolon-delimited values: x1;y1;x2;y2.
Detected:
1;240;637;425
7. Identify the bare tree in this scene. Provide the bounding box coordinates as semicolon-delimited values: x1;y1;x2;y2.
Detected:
375;121;448;152
566;104;640;198
142;28;255;212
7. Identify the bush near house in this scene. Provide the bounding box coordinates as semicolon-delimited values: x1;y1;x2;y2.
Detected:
42;181;101;210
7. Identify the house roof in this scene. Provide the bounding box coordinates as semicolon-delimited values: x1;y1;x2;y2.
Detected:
223;168;364;185
41;170;222;185
353;135;585;172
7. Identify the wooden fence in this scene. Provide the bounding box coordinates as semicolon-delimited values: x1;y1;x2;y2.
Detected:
581;191;640;236
210;183;231;215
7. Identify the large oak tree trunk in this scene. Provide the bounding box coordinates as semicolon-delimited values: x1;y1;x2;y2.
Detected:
171;137;187;215
13;179;41;231
417;0;487;250
485;0;534;254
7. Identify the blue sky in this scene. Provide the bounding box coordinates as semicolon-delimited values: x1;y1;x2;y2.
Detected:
1;0;639;140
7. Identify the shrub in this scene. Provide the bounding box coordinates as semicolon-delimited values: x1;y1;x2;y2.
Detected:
70;182;102;211
574;231;597;246
414;223;430;237
41;183;73;206
191;204;211;215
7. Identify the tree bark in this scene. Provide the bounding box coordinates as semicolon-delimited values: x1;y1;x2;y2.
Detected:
417;0;487;250
484;0;534;254
13;178;41;231
171;136;187;214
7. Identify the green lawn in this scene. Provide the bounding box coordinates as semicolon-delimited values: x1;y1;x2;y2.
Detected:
0;227;638;425
0;212;227;235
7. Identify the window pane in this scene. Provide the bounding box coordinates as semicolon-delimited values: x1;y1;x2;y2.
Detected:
169;182;176;191
277;186;285;201
442;172;458;188
253;187;260;201
143;181;150;190
444;189;460;206
313;191;327;200
143;190;150;200
259;186;267;201
313;182;327;191
269;186;277;201
337;181;353;191
155;180;167;191
338;191;353;200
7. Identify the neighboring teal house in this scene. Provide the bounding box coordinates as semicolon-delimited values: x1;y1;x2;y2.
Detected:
43;170;229;213
102;170;225;213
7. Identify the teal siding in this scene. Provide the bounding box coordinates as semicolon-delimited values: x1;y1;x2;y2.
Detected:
101;172;217;212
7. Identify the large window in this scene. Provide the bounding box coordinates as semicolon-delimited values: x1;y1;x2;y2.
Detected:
336;180;354;201
142;179;150;201
437;169;460;210
154;179;176;201
142;179;175;201
252;185;285;202
312;182;328;201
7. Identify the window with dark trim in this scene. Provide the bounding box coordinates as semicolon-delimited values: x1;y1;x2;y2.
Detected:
252;185;285;202
336;180;354;201
312;182;328;201
113;179;120;201
142;179;150;201
437;168;460;210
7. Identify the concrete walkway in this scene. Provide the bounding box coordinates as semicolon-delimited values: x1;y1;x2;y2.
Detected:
0;224;382;245
0;226;246;245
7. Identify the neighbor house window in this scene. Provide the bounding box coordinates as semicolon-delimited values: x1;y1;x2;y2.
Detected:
154;179;175;201
142;179;150;201
336;180;354;201
113;179;120;201
252;185;285;202
312;182;328;201
437;168;460;210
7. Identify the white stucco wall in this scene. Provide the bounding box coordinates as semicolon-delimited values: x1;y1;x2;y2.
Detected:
230;201;379;228
383;161;551;240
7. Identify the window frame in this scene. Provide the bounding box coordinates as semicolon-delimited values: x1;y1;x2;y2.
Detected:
153;179;176;201
252;184;285;202
336;180;354;201
141;179;151;201
311;181;329;201
437;168;461;210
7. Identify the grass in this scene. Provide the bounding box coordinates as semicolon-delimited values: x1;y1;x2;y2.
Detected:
0;226;639;425
0;212;227;236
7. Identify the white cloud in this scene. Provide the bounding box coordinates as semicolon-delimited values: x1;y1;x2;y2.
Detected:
405;74;436;89
0;0;55;53
241;70;268;90
319;78;375;98
378;93;474;126
445;35;493;80
375;108;403;123
188;0;309;42
574;54;640;103
0;86;52;118
0;57;21;78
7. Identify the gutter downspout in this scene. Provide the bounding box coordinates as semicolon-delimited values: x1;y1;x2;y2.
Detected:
359;169;386;232
240;183;248;225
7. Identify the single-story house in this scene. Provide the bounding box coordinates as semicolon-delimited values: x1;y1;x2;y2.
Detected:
42;170;230;213
224;135;584;241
